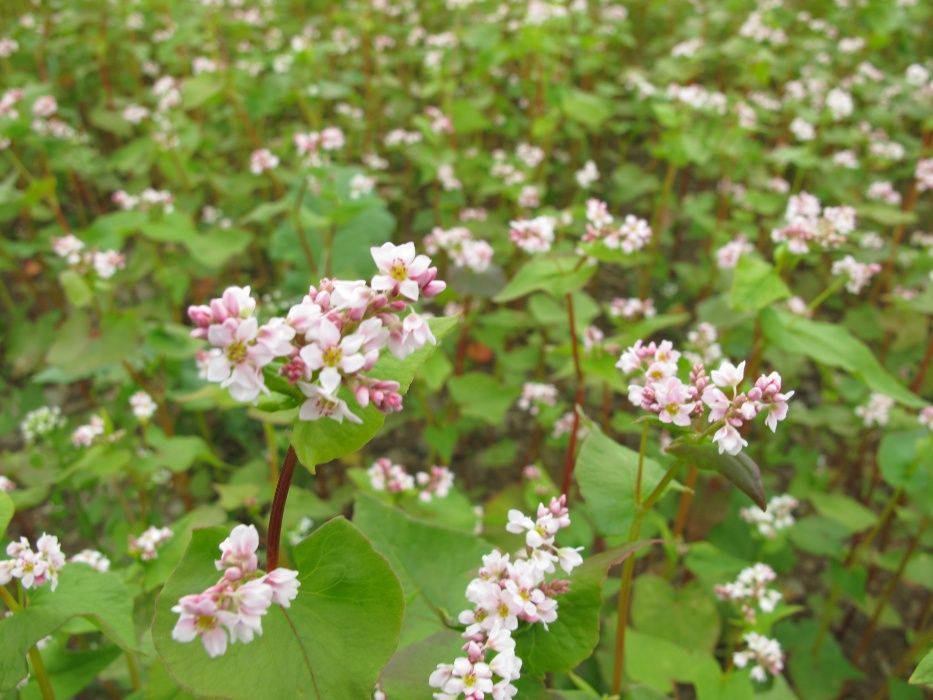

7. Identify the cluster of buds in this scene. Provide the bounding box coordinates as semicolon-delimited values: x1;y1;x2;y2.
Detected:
423;226;494;273
70;549;111;572
20;406;64;444
617;341;792;455
733;632;784;683
112;188;174;213
71;415;105;447
516;382;558;415
129;391;157;421
367;458;454;502
294;126;345;165
771;192;856;254
188;243;445;423
171;525;299;658
429;497;582;700
509;216;555;254
715;563;782;623
581;199;652;254
831;255;881;294
740;494;798;538
0;534;66;591
51;234;125;280
129;526;173;561
609;297;656;320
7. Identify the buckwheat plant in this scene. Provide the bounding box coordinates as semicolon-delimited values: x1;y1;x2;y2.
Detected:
171;525;299;658
428;496;581;699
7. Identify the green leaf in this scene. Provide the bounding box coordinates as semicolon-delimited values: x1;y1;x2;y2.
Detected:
184;228;252;269
761;309;924;408
0;567;136;692
729;256;790;311
59;270;93;307
19;642;121;700
181;75;224;109
562;89;612;129
447;372;520;424
632;574;721;654
291;316;458;470
154;518;403;700
778;619;862;698
576;425;673;536
494;256;596;303
353;493;490;622
808;492;876;533
0;491;12;539
518;543;652;676
666;442;766;510
140;213;198;243
910;648;933;686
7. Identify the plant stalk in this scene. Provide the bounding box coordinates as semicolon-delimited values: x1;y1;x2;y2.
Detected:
266;445;298;571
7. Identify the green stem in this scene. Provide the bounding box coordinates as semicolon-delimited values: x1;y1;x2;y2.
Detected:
0;588;54;699
807;276;846;312
611;459;682;694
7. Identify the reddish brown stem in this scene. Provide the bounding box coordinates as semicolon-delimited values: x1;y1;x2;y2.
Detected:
266;445;298;571
561;293;585;497
910;330;933;392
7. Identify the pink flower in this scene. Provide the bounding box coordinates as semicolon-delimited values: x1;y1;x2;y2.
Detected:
654;377;694;427
711;360;745;389
370;242;432;300
171;593;229;658
215;524;259;575
298;370;363;424
250;148;279;175
713;423;748;455
263;568;300;608
387;312;436;358
299;319;366;388
206;317;273;402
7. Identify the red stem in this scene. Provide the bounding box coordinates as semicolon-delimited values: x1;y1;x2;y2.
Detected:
266;446;298;571
561;294;585;497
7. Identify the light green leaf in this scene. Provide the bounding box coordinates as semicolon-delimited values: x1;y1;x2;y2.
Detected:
729;256;790;311
562;89;612;129
808;492;876;533
494;256;596;303
154;518;403;700
761;309;924;408
576;425;673;536
0;567;136;692
0;491;13;538
632;574;721;654
291;316;457;470
59;270;93;307
910;648;933;686
184;228;252;269
447;372;520;424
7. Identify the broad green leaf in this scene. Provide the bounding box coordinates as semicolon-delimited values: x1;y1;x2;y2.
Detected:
623;627;724;696
517;543;653;676
447;372;520;424
666;442;766;510
562;89;612;129
494;256;596;303
59;270;93;307
632;574;721;654
761;309;924;408
140;213;198;243
576;425;673;536
182;75;224;109
0;567;136;692
184;228;252;269
154;518;403;700
729;256;790;311
778;619;862;699
291;316;457;470
878;432;932;513
0;491;12;538
808;492;876;533
353;493;490;623
910;648;933;686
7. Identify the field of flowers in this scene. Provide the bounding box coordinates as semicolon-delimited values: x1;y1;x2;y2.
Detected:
1;0;931;698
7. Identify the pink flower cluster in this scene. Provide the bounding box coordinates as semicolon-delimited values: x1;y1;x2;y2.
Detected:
715;563;782;623
51;234;126;280
733;633;784;683
70;414;105;447
617;341;792;455
509;216;555;254
424;226;494;273
831;255;881;294
129;525;173;561
516;382;558;415
771;192;856;254
366;457;454;502
112;188;174;213
294;126;345;163
171;525;299;658
609;296;656;320
429;497;582;700
188;243;445;423
582;199;652;254
0;534;66;591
